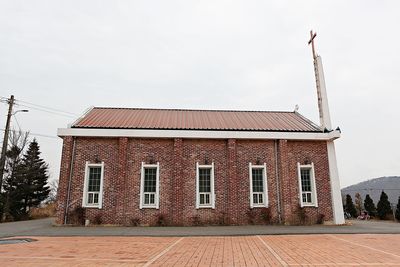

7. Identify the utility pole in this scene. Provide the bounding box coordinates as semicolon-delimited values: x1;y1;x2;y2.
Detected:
0;95;15;191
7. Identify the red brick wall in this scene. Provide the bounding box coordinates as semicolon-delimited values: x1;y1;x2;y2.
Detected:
286;140;333;223
56;137;332;226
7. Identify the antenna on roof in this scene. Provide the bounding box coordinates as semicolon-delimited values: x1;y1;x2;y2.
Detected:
294;104;299;112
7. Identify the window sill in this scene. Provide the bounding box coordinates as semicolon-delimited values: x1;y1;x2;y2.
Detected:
197;206;214;209
82;205;102;209
301;203;318;207
140;206;159;209
250;205;268;208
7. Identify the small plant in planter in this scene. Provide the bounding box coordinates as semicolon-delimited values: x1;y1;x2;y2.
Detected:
92;214;103;225
316;213;325;224
246;208;256;225
297;205;308;225
129;217;141;226
192;215;202;226
156;213;167;226
218;212;228;225
260;207;271;224
69;206;85;225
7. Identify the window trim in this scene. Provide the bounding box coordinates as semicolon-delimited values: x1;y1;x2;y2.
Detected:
82;161;104;209
297;162;318;207
249;163;268;208
140;162;160;209
196;162;215;209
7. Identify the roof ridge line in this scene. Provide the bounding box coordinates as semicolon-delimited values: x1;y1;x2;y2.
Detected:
92;106;296;113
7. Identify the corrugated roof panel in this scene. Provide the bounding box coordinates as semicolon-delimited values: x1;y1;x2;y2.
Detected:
72;107;322;132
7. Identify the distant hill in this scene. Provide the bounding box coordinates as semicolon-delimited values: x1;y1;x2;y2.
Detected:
341;176;400;206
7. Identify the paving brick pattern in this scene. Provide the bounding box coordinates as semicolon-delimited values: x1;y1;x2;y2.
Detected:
1;234;400;266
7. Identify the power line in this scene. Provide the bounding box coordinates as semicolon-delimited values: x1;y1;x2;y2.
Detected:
1;96;79;118
15;103;77;118
0;129;59;140
16;99;79;116
12;114;22;132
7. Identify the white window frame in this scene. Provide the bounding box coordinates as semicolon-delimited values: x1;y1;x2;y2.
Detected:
140;162;160;209
196;162;215;209
82;161;104;209
297;162;318;207
249;163;268;208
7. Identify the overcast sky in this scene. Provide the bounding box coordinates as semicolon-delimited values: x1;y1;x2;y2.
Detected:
0;1;399;187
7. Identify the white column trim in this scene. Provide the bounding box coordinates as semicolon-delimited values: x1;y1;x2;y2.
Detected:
297;162;303;207
195;162;199;209
211;162;215;209
263;162;269;208
139;162;144;209
249;163;268;208
249;163;253;208
82;161;89;207
57;128;340;141
140;162;160;209
82;161;104;209
297;163;318;207
98;162;104;209
327;141;345;224
196;162;215;209
311;162;318;208
156;162;160;209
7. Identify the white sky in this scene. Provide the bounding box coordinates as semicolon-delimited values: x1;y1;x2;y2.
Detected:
0;0;399;187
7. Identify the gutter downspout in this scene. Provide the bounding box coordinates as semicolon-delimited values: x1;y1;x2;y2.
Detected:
64;137;76;225
274;140;282;224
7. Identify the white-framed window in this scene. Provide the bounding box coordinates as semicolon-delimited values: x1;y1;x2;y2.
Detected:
196;162;215;209
140;162;160;209
249;163;268;208
297;162;318;207
82;162;104;208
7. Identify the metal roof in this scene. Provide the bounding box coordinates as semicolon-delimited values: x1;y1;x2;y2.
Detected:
72;107;321;132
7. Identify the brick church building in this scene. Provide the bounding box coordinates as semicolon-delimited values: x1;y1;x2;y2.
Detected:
56;34;345;226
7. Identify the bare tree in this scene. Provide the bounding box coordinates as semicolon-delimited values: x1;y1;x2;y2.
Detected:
47;179;59;203
8;128;29;152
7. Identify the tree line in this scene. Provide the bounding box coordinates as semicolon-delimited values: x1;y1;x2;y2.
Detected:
344;191;400;221
0;131;50;222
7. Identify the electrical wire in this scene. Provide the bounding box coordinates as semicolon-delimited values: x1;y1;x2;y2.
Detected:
0;129;59;140
16;99;79;116
1;96;79;118
12;114;22;132
15;103;77;118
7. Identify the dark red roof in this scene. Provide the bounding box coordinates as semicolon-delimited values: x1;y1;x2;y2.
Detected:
72;107;321;132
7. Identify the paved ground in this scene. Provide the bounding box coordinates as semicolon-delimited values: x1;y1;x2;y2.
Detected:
1;218;400;238
1;234;400;266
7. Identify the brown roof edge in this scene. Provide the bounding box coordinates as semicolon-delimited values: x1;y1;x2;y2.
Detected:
90;106;298;114
70;106;95;127
293;110;322;130
71;107;322;132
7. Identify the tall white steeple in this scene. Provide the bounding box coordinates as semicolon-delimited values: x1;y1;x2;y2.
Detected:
308;31;332;130
308;31;345;224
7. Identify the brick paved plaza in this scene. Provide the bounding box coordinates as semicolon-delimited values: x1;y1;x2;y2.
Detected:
1;234;400;266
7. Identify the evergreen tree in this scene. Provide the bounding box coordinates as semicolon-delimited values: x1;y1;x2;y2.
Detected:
395;196;400;221
17;139;50;213
377;191;392;220
1;145;25;221
0;130;29;221
364;194;376;217
345;194;357;218
5;139;50;220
